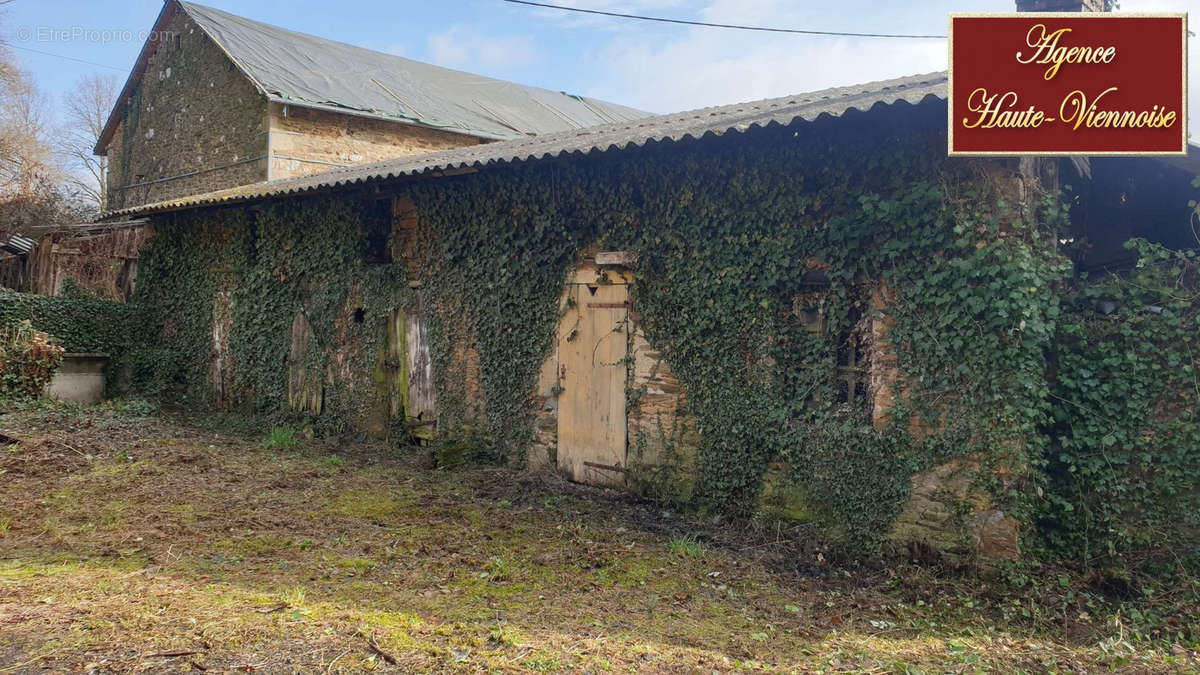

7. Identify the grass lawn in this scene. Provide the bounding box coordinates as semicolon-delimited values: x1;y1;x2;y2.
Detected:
0;403;1196;673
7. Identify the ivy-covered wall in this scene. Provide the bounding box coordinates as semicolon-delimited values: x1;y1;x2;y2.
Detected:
404;102;1066;556
135;195;415;432
130;99;1198;569
1040;241;1200;570
0;284;149;394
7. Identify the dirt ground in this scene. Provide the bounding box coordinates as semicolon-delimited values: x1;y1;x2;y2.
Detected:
0;403;1197;673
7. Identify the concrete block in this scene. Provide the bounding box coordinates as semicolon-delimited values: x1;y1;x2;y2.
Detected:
47;353;109;405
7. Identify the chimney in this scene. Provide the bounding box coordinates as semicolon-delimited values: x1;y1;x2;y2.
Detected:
1015;0;1107;11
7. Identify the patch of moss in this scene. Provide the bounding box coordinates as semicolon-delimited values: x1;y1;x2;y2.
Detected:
756;463;815;524
335;556;375;577
328;489;412;521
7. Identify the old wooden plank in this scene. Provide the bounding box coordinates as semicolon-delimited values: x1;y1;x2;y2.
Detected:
405;311;436;438
287;311;323;415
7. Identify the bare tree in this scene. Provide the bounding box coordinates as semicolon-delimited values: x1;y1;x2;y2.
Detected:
58;74;119;211
0;54;58;197
0;12;82;233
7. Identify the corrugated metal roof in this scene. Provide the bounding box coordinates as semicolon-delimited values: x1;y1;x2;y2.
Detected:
95;1;650;153
0;234;37;256
178;2;651;140
103;72;949;220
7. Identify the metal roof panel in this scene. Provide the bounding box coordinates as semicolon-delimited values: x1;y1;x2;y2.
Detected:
103;72;949;219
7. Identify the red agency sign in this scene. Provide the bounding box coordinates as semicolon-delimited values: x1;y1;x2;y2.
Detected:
948;13;1187;156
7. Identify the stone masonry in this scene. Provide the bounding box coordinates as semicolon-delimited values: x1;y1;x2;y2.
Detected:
104;9;269;211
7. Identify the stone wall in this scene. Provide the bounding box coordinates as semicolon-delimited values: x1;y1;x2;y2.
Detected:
268;104;484;180
101;7;490;211
103;7;269;210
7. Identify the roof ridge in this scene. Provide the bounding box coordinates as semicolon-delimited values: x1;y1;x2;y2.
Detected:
176;1;549;96
95;0;652;153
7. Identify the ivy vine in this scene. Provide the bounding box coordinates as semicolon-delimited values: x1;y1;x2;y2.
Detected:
125;105;1199;565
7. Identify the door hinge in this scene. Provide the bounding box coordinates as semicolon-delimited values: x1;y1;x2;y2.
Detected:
587;302;630;309
583;461;628;473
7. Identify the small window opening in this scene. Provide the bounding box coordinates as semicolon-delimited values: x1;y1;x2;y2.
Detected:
360;198;393;264
796;306;823;333
835;308;868;404
791;265;868;407
353;308;365;324
793;269;830;334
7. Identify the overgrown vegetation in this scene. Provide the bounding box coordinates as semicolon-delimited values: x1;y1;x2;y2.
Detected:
0;283;145;395
0;320;63;399
135;198;414;427
0;282;144;355
0;405;1196;671
411;107;1068;552
127;104;1199;571
262;425;297;449
1040;239;1200;570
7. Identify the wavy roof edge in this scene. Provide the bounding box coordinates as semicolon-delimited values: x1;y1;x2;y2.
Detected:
102;72;950;220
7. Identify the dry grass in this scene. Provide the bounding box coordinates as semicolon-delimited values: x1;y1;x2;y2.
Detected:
0;402;1196;673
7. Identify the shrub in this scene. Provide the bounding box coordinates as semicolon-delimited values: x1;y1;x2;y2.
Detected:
262;426;297;449
668;535;705;559
0;321;64;400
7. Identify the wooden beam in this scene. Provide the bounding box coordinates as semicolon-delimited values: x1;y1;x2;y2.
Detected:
595;251;637;267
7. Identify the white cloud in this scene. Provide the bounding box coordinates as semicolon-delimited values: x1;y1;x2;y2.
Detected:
588;0;947;113
584;0;1196;139
426;27;538;72
512;0;694;30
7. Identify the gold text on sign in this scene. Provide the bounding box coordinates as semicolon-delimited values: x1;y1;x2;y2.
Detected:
961;86;1178;132
1015;24;1116;81
962;89;1050;129
1059;87;1177;130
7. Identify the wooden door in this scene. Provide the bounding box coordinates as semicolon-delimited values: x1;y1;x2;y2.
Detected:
405;309;437;440
287;311;323;415
556;282;629;486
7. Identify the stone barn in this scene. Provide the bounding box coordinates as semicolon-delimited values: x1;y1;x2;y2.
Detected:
98;61;1200;559
93;0;649;211
69;0;1200;564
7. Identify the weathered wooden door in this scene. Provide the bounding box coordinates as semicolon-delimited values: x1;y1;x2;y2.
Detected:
556;282;629;486
210;289;232;405
405;309;437;440
287;311;324;415
373;306;437;441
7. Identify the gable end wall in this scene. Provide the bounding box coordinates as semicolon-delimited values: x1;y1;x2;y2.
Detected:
103;7;269;210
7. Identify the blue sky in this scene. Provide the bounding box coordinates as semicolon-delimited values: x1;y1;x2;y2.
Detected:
1;0;1195;129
